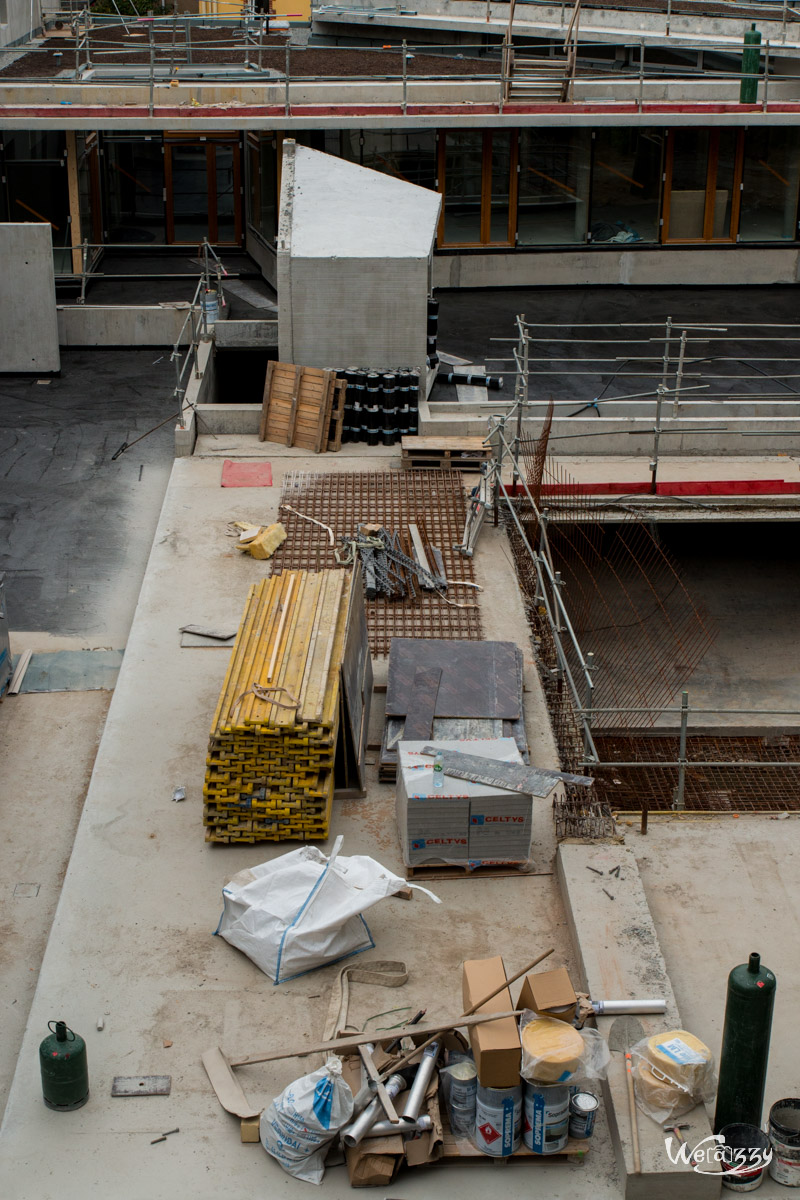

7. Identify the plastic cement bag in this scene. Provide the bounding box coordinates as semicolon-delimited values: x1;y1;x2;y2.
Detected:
215;835;439;983
260;1057;354;1185
520;1012;611;1084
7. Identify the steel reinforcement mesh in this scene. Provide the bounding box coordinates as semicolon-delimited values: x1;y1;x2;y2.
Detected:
593;734;800;813
275;470;483;656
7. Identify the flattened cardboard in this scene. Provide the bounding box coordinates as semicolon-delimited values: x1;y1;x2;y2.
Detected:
462;956;521;1087
517;966;577;1022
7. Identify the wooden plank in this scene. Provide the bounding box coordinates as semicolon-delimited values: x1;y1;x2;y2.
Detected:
320;374;337;454
402;436;489;452
225;1009;525;1069
285;366;304;446
292;368;334;453
258;360;275;442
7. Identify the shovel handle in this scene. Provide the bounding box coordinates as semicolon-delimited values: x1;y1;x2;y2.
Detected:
625;1051;641;1173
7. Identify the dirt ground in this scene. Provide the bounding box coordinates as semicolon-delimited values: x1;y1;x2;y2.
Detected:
0;25;494;79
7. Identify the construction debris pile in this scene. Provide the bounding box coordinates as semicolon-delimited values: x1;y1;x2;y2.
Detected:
203;568;368;843
379;638;529;781
336;522;446;601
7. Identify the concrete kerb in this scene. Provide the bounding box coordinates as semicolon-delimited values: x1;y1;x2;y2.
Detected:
556;841;720;1200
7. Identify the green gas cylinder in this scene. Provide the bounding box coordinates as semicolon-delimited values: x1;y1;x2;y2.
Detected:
740;24;762;105
39;1020;89;1111
713;952;775;1133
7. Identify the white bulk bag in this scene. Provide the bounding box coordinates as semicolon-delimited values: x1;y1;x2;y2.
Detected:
215;836;437;983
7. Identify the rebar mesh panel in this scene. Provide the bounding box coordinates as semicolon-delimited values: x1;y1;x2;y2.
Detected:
593;734;800;813
276;470;482;656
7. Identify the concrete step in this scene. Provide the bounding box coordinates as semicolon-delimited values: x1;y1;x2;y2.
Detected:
556;842;721;1200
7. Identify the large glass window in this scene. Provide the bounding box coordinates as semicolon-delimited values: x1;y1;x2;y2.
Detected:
361;130;436;190
247;133;277;244
0;132;70;272
103;137;165;244
740;127;800;242
590;129;662;244
664;129;742;242
518;130;590;245
440;131;515;246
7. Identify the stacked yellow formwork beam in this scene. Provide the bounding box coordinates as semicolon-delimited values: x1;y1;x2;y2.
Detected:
203;569;351;843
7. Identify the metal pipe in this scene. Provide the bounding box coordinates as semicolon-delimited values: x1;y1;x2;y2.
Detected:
402;38;407;115
363;1115;433;1139
285;42;290;116
148;11;155;117
673;689;689;810
341;1075;406;1147
401;1042;440;1121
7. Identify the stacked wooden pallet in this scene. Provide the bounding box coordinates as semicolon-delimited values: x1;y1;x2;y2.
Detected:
259;361;345;453
203;569;353;843
401;436;492;472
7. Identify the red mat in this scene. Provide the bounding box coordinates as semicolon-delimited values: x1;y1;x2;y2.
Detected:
221;460;273;488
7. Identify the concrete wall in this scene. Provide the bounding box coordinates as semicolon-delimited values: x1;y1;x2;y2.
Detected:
281;255;429;367
433;246;800;289
0;0;42;49
213;319;278;349
245;227;277;290
0;223;59;373
57;304;194;347
174;339;215;456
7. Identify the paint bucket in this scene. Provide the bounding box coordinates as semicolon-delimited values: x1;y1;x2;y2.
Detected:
522;1081;570;1154
769;1099;800;1186
441;1059;477;1137
719;1123;771;1191
569;1092;599;1140
475;1083;522;1157
201;289;219;324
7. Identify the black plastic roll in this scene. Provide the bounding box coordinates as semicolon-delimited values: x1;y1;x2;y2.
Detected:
427;297;439;316
426;353;439;370
441;370;504;390
380;371;396;446
365;371;381;446
396;370;410;437
408;369;420;434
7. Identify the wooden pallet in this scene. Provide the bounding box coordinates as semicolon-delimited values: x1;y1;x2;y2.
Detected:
259;361;339;453
401;436;492;471
327;378;346;452
406;861;532;880
441;1126;590;1163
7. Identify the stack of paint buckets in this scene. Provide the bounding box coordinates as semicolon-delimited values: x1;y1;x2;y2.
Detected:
339;368;420;446
440;1017;599;1158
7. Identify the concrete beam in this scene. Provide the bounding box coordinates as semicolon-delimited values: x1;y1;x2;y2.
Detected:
556;842;720;1199
213;319;278;349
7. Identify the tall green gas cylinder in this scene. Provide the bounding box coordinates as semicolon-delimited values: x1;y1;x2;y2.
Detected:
713;952;775;1133
39;1021;89;1111
740;24;762;105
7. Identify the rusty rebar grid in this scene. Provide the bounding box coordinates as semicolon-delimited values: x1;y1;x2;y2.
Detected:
275;470;483;656
592;733;800;813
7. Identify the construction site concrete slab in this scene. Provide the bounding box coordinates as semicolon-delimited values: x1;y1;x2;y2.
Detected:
0;449;625;1199
630;813;800;1200
556;842;720;1200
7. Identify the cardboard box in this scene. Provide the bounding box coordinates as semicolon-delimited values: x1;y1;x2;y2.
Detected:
517;966;577;1023
462;955;521;1087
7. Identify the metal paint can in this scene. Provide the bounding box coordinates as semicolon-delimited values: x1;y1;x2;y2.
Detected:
720;1123;771;1191
769;1099;800;1186
475;1083;522;1157
522;1081;570;1154
568;1092;599;1140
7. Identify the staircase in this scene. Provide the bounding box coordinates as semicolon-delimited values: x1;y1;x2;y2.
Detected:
504;52;572;102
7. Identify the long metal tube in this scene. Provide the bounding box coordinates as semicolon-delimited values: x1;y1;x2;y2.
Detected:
341;1075;406;1148
362;1115;433;1139
401;1042;440;1120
